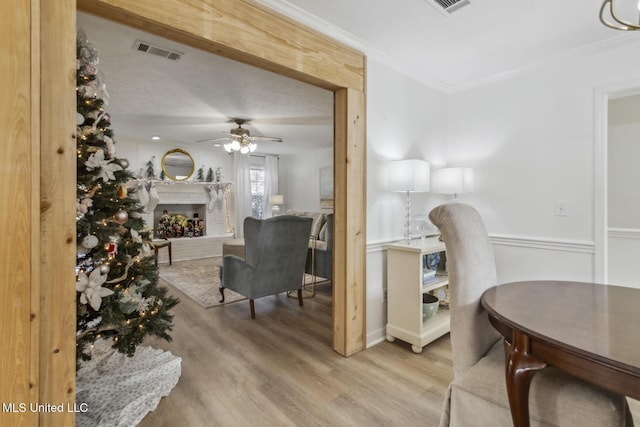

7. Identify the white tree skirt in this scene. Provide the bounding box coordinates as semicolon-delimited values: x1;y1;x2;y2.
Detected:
76;339;182;427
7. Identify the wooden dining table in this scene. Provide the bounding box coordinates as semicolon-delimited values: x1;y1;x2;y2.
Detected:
481;280;640;427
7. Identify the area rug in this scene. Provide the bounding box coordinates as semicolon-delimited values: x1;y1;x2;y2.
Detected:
158;257;246;309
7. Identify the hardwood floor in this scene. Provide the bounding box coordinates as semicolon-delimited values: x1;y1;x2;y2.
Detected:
139;279;640;427
138;280;452;426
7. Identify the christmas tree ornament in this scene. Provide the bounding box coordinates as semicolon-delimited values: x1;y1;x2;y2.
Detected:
118;184;127;199
99;264;110;274
114;209;128;224
118;158;129;169
107;236;118;257
77;112;85;125
81;234;99;250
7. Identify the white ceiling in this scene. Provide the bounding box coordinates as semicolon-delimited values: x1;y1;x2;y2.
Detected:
78;1;630;155
261;0;629;90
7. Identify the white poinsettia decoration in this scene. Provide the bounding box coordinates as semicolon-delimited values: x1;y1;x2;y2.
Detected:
139;242;153;259
130;228;142;244
104;135;115;157
77;196;93;214
84;149;122;182
76;267;114;311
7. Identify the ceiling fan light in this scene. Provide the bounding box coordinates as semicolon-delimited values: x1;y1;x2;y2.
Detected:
249;143;257;152
224;143;233;153
240;145;250;154
231;140;241;150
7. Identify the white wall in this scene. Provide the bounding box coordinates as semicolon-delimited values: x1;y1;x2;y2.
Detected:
365;57;449;345
442;37;640;285
608;94;640;229
365;36;640;346
607;94;640;287
279;147;333;212
116;137;233;184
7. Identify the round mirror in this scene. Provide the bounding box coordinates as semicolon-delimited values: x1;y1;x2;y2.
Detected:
161;148;195;181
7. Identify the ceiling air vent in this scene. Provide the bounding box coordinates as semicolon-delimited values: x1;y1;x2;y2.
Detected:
133;40;182;61
427;0;471;16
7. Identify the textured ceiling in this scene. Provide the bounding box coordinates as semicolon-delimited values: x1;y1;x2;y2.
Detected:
77;12;334;156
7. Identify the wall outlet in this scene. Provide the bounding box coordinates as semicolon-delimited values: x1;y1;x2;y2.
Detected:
554;202;568;217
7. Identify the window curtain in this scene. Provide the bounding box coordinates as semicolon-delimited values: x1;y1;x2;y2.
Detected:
232;153;251;238
263;155;279;217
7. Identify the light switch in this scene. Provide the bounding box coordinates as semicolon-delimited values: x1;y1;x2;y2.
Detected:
554;202;568;217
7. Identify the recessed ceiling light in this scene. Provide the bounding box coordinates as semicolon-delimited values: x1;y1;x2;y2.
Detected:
151;135;161;140
214;143;221;147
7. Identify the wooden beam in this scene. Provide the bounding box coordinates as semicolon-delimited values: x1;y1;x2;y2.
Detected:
333;88;367;355
1;0;37;425
77;0;364;92
39;1;78;425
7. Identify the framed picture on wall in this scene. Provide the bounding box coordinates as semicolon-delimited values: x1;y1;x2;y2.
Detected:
320;166;334;209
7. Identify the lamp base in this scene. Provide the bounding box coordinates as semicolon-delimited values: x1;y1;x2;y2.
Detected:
272;205;281;217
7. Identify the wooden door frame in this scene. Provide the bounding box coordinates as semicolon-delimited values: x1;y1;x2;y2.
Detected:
28;0;366;423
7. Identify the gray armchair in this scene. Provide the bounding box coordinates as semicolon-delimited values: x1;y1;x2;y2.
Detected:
429;203;632;427
219;215;312;319
305;213;332;281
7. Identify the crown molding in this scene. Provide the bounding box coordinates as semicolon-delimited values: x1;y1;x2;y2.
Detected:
256;0;639;94
253;0;450;92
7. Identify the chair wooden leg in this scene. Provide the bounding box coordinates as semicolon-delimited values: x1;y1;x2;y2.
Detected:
298;289;304;306
250;299;255;319
167;242;172;265
219;287;225;303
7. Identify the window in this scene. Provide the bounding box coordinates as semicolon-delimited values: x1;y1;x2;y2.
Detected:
250;167;265;218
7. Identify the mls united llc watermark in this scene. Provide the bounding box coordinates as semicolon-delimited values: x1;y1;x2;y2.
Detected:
2;402;88;413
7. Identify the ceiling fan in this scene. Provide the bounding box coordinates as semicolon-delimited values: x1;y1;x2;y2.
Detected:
197;118;283;154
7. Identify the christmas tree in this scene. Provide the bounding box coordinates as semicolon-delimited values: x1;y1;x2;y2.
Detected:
75;31;178;366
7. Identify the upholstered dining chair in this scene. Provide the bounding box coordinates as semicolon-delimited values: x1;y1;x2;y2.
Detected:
219;215;312;319
428;203;633;427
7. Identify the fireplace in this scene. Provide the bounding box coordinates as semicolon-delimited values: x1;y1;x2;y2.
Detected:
154;203;206;238
140;181;234;262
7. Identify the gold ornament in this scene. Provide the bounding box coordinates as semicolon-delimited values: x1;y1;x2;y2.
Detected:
118;185;127;199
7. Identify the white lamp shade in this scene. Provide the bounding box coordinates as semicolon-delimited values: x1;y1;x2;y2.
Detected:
269;194;284;205
387;159;430;192
435;167;474;194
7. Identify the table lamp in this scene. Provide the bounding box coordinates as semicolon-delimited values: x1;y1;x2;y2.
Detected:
434;167;474;200
388;159;430;243
270;194;284;217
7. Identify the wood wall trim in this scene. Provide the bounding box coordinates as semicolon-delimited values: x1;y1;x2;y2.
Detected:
39;1;78;425
1;0;37;425
76;0;364;92
333;88;367;355
31;0;42;423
